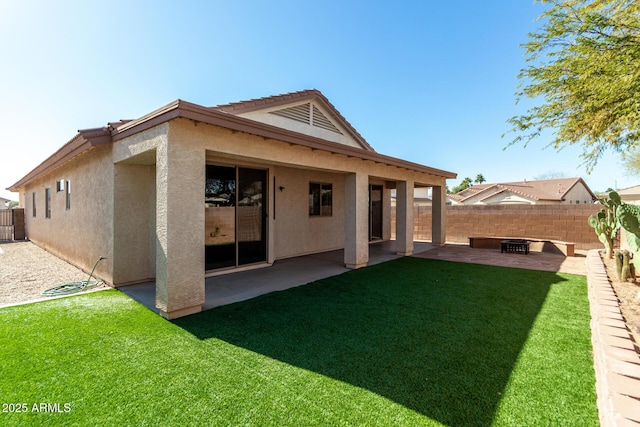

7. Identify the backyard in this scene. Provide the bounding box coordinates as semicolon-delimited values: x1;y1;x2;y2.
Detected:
0;257;597;426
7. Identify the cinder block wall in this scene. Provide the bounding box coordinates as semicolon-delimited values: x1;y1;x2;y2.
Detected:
391;205;603;250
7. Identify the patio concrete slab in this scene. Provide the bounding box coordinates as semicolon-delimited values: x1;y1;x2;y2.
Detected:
119;241;435;314
413;243;588;275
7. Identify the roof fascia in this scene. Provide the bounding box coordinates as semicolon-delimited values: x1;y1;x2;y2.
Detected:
7;129;110;191
460;184;499;202
113;100;457;179
479;189;536;203
9;96;457;192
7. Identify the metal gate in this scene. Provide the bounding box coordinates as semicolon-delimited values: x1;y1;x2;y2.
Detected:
0;209;25;241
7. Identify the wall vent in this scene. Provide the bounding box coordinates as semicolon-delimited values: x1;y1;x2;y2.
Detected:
270;103;343;134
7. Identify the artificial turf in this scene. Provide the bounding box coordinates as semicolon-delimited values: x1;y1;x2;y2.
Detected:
0;257;598;426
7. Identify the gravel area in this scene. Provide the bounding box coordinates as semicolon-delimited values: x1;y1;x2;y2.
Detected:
0;241;108;307
601;253;640;352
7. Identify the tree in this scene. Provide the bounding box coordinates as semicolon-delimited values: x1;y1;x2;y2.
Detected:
506;0;640;172
451;177;473;194
534;170;569;180
474;174;486;184
622;146;640;176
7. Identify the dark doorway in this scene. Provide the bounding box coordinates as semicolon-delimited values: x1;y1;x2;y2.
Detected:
205;165;267;271
369;185;383;241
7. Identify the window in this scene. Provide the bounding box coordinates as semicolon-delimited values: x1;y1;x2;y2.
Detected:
56;179;64;193
65;180;71;210
309;183;332;216
32;192;36;217
45;188;51;219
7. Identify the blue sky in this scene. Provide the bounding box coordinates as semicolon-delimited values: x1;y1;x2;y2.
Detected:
0;0;633;201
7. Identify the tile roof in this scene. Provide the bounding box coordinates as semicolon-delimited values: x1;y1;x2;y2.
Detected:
450;178;595;203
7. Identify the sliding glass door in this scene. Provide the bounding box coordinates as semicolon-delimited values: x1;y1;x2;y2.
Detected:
205;165;267;271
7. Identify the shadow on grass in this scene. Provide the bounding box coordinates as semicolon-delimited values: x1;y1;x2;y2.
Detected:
174;257;567;427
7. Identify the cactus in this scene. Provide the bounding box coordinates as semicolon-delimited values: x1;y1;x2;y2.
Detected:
616;202;640;264
614;250;635;282
615;250;624;279
588;191;621;258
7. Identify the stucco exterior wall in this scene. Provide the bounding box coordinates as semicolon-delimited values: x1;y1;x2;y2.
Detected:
167;119;447;187
169;118;446;262
112;124;168;285
564;184;595;205
155;125;206;318
113;162;156;284
272;166;345;259
19;145;114;282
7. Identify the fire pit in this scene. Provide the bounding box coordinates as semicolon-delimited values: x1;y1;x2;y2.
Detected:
500;239;530;255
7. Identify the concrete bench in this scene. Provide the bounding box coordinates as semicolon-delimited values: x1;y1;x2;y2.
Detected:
469;237;575;257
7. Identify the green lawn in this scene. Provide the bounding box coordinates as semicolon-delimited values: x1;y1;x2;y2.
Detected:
0;257;598;426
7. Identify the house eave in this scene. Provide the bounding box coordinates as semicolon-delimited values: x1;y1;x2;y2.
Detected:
9;98;457;192
113;100;457;179
7;128;110;192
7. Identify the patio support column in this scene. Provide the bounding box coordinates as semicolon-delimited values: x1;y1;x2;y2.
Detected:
432;184;446;246
155;137;205;319
344;172;369;269
396;180;414;255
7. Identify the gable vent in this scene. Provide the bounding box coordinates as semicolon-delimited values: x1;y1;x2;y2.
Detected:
270;103;343;134
312;105;341;133
271;103;310;124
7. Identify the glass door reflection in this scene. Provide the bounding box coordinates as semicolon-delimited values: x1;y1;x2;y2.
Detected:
205;165;267;271
205;165;236;270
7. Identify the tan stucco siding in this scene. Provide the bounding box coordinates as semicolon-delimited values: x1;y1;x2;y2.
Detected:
168;118;447;259
18;145;114;283
272;166;345;259
564;184;595;204
113;162;156;284
155;125;206;316
113;122;168;164
112;124;168;285
167;119;446;187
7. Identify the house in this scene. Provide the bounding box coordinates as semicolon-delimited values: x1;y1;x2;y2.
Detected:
0;197;11;209
447;177;596;205
616;185;640;205
390;187;432;206
8;89;456;319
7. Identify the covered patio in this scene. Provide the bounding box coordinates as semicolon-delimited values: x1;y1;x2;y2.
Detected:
120;241;436;313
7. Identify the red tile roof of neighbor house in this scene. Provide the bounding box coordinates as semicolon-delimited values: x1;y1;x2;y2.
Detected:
8;90;456;191
450;177;596;203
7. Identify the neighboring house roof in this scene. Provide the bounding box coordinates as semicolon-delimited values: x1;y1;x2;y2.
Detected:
449;177;596;204
616;185;640;197
8;90;456;191
446;193;464;203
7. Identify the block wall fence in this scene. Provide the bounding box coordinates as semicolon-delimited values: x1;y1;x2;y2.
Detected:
391;204;604;251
